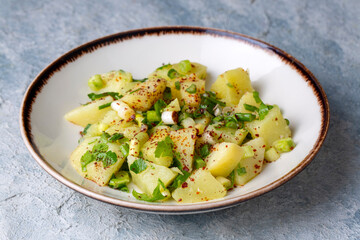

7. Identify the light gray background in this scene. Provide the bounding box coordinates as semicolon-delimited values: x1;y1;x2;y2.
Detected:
1;0;359;239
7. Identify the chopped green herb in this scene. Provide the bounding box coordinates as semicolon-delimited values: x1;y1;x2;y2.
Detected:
154;99;166;117
225;121;238;129
253;91;262;103
80;124;92;136
237;166;247;176
132;179;168;202
200;144;211;158
108;133;124;142
175;81;181;90
100;132;111;141
92;142;108;153
179;60;192;73
88;92;122;101
98;102;112;110
101;151;118;168
155;136;174;158
80;150;94;172
119;143;130;157
129;88;141;94
243;104;258;112
167;69;181;79
185;84;197;94
226;83;234;88
168;170;191;191
130;158;148;174
235;113;256;122
213;116;224;123
132;78;148;83
267;105;274;110
258;103;269;120
227;170;235;190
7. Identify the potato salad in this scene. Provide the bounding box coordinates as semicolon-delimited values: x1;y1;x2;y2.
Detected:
65;60;295;203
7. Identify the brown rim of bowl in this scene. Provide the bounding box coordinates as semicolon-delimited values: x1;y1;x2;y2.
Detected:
20;26;330;214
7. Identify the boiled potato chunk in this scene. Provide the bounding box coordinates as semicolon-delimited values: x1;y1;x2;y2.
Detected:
172;169;227;203
179;78;205;109
64;96;113;127
121;78;167;111
142;128;172;167
235;137;265;186
128;157;177;195
235;92;261;113
245;105;291;148
204;125;248;145
99;70;137;95
211;68;254;106
70;137;125;186
173;62;207;79
205;142;245;177
170;128;197;171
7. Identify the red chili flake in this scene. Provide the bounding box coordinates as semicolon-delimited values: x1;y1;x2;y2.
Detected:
182;182;188;188
202;166;206;170
275;118;278;121
255;134;260;137
253;149;257;152
262;145;266;148
290;146;294;150
183;166;190;172
254;164;260;169
189;178;195;182
178;198;182;202
196;192;200;195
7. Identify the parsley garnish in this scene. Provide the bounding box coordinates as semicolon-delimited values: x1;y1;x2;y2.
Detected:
80;150;94;172
108;133;124;142
132;179;168;202
130;158;147;174
227;170;235;190
200;144;211;158
80;141;118;171
119;143;130;157
155;136;174;158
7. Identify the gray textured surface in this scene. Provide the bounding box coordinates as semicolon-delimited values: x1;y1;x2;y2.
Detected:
0;0;359;239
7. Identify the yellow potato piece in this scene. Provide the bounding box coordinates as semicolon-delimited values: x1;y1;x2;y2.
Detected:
210;68;254;106
64;96;113;127
172;169;226;203
205;142;245;177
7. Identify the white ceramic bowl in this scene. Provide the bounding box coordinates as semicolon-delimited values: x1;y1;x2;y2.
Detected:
20;26;329;214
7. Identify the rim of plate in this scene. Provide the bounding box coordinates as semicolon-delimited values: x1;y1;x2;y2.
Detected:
20;26;330;214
